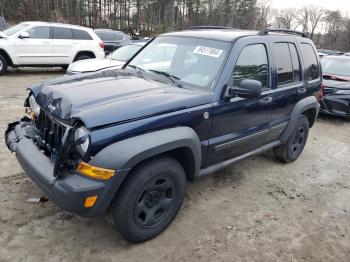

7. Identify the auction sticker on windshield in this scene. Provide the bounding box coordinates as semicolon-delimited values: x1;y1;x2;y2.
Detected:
193;46;223;58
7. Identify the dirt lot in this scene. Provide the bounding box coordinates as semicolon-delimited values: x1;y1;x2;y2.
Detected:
0;68;349;262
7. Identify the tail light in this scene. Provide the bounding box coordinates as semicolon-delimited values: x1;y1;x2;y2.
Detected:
99;42;105;49
318;82;325;101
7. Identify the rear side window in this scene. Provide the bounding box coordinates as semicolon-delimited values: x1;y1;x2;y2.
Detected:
273;43;301;86
301;43;320;81
72;29;93;40
96;31;125;41
231;44;269;89
26;26;50;39
52;27;73;39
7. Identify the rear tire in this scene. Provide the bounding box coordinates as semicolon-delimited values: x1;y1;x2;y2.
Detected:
274;115;309;163
0;54;8;75
74;54;93;62
109;157;186;243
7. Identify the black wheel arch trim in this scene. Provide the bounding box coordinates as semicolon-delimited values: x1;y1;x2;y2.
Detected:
0;49;14;67
88;126;202;179
281;96;320;143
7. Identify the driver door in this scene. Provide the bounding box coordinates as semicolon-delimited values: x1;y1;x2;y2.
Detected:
15;26;51;64
207;42;273;166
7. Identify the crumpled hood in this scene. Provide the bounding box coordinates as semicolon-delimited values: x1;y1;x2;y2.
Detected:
69;58;124;73
30;69;213;128
323;79;350;90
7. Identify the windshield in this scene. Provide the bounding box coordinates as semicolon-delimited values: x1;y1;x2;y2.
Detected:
96;31;125;41
128;36;231;89
3;23;29;36
321;57;350;77
110;45;142;61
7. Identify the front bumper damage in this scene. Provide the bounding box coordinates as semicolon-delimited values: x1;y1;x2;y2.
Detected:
5;119;127;217
320;94;350;119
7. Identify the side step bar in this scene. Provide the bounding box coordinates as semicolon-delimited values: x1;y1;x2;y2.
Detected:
198;141;281;177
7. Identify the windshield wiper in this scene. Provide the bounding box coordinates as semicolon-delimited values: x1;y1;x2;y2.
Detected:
148;70;182;87
127;64;144;77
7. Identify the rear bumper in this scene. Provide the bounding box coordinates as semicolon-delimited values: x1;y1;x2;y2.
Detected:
5;121;129;217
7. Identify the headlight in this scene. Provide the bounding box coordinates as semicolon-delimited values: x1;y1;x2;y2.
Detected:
28;95;40;116
74;126;90;156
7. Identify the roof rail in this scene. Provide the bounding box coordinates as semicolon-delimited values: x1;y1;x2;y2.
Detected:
189;25;239;30
258;28;308;38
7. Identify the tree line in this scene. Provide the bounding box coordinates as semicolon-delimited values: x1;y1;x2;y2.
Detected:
0;0;349;51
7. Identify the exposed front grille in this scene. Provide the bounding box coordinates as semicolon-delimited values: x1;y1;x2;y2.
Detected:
35;110;66;156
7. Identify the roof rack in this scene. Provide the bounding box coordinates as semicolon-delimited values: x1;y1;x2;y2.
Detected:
258;28;308;38
189;26;240;30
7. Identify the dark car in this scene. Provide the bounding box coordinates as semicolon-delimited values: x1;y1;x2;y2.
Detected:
94;29;131;55
320;56;350;119
5;28;321;243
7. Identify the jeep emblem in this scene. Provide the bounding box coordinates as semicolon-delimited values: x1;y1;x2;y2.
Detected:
48;103;56;112
203;112;209;119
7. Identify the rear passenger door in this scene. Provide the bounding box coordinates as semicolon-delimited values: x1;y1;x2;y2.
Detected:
50;26;76;64
266;38;303;143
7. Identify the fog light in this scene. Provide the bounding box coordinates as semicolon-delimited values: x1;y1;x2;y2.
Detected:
85;196;98;208
76;162;115;180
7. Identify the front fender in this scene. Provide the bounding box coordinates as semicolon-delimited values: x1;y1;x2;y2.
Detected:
89;126;201;176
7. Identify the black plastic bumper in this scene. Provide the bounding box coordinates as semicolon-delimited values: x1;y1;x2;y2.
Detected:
5;121;129;217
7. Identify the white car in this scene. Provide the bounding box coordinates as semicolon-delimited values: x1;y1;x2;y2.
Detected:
0;21;105;75
66;42;145;75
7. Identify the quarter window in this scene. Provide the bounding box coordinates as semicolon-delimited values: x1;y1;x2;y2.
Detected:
231;44;269;89
301;43;320;81
72;29;93;40
52;27;73;39
26;26;50;39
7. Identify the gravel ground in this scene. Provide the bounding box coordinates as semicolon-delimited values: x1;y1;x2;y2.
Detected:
0;68;349;262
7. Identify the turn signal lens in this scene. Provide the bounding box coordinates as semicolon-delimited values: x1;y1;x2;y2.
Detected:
99;42;105;49
85;196;98;208
76;162;115;180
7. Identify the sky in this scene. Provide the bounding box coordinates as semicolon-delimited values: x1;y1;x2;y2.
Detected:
271;0;350;14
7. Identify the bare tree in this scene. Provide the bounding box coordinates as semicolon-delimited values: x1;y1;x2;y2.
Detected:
277;8;297;29
308;6;325;39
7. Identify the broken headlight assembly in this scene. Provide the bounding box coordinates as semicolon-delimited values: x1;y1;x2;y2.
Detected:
28;94;41;117
74;126;90;156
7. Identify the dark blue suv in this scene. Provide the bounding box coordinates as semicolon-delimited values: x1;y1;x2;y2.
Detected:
5;27;321;243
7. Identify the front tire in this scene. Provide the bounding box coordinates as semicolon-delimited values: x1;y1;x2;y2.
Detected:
109;157;186;243
274;115;309;163
0;54;8;75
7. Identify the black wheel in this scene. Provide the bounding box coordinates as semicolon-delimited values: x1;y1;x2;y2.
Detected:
74;54;93;62
0;54;8;75
274;115;309;163
61;65;68;70
109;157;186;243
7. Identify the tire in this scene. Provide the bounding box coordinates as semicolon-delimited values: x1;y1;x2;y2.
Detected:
0;54;8;75
74;54;93;62
61;65;68;70
108;157;186;243
274;115;309;163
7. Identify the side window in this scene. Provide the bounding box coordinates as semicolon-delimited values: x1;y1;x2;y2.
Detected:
72;29;93;40
301;43;320;81
273;43;294;86
289;44;301;82
231;44;269;89
52;27;73;40
26;26;50;39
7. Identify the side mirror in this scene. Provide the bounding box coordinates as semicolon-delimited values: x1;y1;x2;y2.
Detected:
227;79;262;99
18;32;30;39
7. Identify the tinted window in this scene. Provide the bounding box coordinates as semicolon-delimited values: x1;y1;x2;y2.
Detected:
231;44;269;89
72;29;92;40
289;44;301;81
273;43;294;86
52;27;73;39
301;43;320;80
26;26;50;39
96;31;125;41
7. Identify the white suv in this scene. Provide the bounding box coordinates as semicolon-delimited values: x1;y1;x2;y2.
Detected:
0;22;105;75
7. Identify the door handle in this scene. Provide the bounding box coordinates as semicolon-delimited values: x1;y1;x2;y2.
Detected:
297;88;307;94
259;96;273;105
